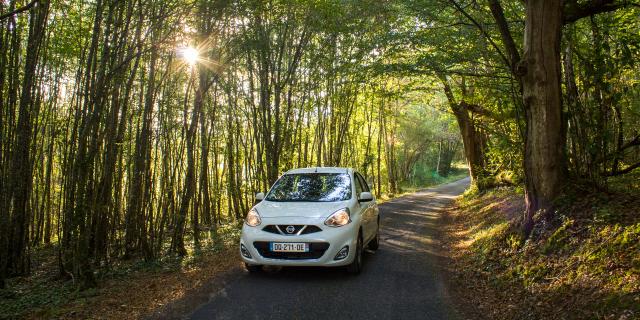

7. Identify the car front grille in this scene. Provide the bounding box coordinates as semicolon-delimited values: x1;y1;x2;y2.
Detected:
262;224;322;235
253;241;330;260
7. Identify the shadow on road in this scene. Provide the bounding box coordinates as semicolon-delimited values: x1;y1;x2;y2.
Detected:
160;178;470;320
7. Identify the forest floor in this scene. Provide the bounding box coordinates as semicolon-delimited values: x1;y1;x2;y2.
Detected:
442;172;640;320
0;226;242;320
0;171;468;320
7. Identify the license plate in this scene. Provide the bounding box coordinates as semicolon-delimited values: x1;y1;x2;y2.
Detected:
270;242;309;252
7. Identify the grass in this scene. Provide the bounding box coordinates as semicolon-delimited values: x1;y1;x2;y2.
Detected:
443;170;640;319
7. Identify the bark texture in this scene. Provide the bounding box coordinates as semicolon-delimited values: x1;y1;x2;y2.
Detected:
521;0;567;235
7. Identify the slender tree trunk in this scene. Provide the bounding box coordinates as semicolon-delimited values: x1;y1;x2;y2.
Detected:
172;70;203;255
125;39;158;258
7;0;50;276
199;101;212;227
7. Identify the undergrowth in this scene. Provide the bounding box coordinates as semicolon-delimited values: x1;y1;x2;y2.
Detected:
0;224;241;320
447;171;640;319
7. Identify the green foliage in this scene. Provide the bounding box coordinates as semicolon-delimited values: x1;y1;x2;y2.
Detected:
542;217;574;254
398;165;468;193
0;277;75;319
454;186;640;318
2;0;639;317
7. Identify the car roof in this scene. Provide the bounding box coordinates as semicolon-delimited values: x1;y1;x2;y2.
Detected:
284;167;353;175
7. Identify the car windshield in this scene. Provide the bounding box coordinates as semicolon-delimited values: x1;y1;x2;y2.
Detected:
266;173;352;202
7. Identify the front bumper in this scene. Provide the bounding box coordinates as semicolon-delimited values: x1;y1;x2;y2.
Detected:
239;217;358;267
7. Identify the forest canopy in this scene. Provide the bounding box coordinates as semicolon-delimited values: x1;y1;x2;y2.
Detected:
1;0;639;291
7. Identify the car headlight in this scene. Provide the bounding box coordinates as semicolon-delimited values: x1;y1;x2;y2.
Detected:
324;208;351;227
245;208;261;227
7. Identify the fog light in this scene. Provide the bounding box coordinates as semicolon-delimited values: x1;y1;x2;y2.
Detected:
240;244;252;259
334;246;349;260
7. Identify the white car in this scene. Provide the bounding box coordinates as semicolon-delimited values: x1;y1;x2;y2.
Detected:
239;167;380;274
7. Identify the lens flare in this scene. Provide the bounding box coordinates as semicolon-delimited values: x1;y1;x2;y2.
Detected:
179;46;199;65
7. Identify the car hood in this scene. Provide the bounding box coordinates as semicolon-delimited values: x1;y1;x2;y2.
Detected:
256;200;349;219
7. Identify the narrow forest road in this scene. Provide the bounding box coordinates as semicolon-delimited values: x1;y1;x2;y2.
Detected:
186;178;470;320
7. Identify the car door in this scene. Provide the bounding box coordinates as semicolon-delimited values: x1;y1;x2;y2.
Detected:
354;172;367;237
360;176;378;236
355;172;374;241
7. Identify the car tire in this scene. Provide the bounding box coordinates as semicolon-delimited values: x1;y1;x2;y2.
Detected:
368;224;380;251
245;263;262;273
347;233;363;274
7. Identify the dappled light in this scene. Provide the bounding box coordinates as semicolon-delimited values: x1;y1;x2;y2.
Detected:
1;0;639;318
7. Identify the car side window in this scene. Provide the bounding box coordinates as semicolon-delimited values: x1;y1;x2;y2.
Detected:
356;173;370;192
354;173;363;196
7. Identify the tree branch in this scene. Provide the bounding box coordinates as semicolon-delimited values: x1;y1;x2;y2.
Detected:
459;101;499;120
564;0;640;24
487;0;521;70
620;134;640;151
0;0;39;22
608;161;640;176
598;134;640;164
446;0;512;69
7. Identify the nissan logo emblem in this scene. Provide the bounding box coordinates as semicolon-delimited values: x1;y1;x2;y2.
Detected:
286;225;295;234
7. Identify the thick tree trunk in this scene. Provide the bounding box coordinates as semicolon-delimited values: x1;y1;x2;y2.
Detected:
439;76;486;184
453;103;486;183
520;0;567;236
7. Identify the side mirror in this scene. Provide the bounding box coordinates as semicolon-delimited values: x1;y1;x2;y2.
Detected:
358;192;373;203
255;192;265;203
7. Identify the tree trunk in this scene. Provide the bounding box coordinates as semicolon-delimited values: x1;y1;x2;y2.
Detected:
125;41;158;258
520;0;567;236
454;103;486;183
7;0;50;276
439;76;486;184
172;70;204;255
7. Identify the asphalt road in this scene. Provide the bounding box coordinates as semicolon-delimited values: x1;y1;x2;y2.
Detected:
188;178;470;320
